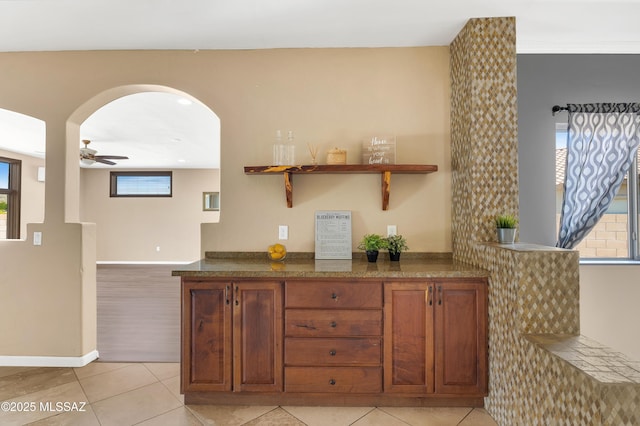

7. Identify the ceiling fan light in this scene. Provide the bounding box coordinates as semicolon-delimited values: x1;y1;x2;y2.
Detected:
81;158;95;165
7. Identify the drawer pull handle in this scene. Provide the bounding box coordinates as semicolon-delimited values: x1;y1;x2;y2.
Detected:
329;379;336;385
296;324;317;330
330;321;337;328
331;293;338;299
329;350;336;356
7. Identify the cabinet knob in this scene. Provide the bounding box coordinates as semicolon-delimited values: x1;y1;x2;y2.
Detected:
330;321;337;328
329;350;336;356
331;292;338;299
329;379;336;385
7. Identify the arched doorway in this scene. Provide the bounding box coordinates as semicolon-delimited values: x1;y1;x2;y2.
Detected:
68;85;220;361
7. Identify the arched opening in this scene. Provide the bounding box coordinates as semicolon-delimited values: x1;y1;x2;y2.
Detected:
79;91;220;262
68;85;220;361
0;108;46;241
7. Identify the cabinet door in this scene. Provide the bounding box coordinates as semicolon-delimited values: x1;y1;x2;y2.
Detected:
233;281;283;392
383;282;435;393
182;280;232;393
434;279;488;395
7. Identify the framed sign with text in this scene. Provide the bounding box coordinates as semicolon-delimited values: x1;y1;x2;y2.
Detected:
314;210;352;259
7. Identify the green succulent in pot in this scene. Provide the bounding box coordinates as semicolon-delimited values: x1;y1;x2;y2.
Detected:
357;233;388;262
495;214;518;244
385;234;408;261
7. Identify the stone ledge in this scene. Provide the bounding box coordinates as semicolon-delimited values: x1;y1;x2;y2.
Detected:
526;334;640;385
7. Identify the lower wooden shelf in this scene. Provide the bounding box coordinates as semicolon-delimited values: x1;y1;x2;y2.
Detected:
243;164;438;210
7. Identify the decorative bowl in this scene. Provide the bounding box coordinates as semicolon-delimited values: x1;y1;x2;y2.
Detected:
267;243;287;261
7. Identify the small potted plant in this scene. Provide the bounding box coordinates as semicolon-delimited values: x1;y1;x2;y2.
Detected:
357;233;388;262
385;234;408;261
495;214;518;244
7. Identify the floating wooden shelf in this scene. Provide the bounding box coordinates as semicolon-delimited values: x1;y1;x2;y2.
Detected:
243;164;438;210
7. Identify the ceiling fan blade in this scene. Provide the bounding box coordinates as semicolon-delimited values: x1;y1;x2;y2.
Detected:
94;158;117;165
95;155;129;160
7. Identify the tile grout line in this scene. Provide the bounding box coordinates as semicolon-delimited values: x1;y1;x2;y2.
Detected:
374;407;412;426
457;408;480;425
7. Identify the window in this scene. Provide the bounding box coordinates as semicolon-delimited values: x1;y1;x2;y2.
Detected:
0;157;21;239
110;171;172;197
556;124;639;260
202;192;220;211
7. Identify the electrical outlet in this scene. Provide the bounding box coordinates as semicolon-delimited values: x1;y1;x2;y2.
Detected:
279;225;288;240
387;225;397;236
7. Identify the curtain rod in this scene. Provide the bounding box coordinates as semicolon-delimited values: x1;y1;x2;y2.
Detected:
552;105;568;116
552;103;640;116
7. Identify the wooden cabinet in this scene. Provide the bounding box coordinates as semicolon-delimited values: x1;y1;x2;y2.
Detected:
181;276;487;405
284;280;383;394
384;278;488;395
384;282;435;394
435;280;488;394
181;279;283;394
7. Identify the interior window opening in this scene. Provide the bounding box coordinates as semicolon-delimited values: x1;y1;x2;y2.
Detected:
0;108;46;241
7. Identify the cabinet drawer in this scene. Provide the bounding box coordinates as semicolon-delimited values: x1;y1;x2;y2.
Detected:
285;309;382;337
285;367;382;393
285;338;381;365
286;281;382;309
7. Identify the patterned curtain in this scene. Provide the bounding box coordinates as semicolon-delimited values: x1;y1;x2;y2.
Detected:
557;103;640;249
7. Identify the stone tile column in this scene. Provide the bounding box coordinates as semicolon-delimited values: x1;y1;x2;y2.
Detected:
449;17;519;263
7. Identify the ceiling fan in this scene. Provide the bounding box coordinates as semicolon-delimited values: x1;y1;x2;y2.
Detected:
79;139;129;165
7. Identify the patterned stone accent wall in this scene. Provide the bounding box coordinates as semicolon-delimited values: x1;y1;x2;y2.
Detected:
477;244;580;335
450;17;519;262
450;17;640;425
475;243;640;425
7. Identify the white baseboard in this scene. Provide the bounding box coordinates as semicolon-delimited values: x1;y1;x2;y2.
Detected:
96;261;193;265
0;350;99;367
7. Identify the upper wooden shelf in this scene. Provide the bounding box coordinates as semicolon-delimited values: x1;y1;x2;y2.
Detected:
244;164;438;210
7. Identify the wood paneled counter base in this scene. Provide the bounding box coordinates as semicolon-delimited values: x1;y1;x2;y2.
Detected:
181;276;488;406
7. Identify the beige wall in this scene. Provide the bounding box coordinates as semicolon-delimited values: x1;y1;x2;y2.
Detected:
0;148;45;238
0;47;450;359
81;168;219;262
202;48;451;254
580;264;640;361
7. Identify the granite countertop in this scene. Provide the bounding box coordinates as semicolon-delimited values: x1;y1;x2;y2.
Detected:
172;252;489;279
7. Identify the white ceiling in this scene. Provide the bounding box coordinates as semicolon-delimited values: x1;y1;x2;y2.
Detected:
80;93;220;169
1;0;640;54
1;0;640;168
0;93;220;169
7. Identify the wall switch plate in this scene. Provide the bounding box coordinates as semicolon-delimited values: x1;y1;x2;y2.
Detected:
279;225;288;240
33;231;42;246
387;225;397;236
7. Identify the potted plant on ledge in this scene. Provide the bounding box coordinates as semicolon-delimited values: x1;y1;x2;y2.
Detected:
358;234;388;262
495;214;518;244
385;234;408;261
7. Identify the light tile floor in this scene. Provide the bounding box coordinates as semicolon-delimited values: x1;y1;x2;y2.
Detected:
0;362;498;425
